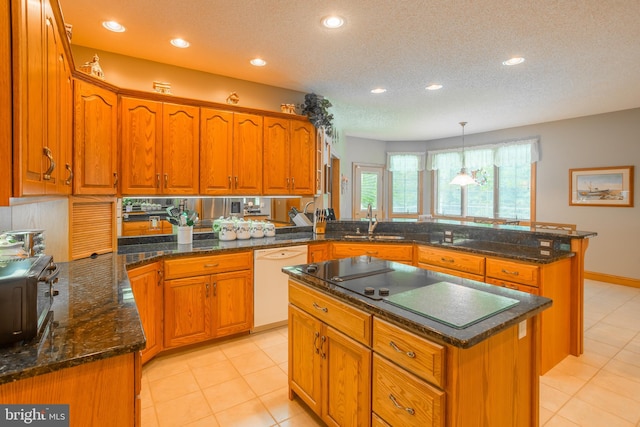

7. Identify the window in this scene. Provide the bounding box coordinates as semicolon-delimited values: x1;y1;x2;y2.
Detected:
353;164;384;220
387;153;424;219
428;139;538;221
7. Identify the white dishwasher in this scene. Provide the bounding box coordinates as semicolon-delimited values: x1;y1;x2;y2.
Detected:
253;245;308;332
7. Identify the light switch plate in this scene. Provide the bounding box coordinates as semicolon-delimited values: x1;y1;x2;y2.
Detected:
518;320;527;339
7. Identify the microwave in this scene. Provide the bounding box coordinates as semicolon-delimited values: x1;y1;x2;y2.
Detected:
0;256;59;346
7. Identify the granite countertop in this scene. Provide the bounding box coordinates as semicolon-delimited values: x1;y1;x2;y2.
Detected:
0;253;145;385
117;229;575;265
283;259;553;348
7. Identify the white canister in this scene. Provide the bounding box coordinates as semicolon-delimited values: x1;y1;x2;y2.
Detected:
264;222;276;237
250;222;264;238
219;221;237;241
177;226;193;245
236;220;251;240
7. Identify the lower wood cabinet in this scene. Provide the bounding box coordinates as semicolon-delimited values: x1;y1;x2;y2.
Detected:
331;242;414;265
308;242;330;263
164;269;252;349
289;304;372;427
128;262;163;364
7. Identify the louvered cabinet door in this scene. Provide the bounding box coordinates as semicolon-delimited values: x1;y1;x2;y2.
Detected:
69;196;116;260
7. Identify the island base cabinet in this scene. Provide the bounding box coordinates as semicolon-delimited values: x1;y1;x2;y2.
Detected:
288;305;372;427
0;353;140;427
373;354;445;427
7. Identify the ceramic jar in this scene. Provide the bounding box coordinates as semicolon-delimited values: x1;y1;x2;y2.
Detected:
235;220;251;240
250;221;264;238
219;220;237;241
264;222;276;237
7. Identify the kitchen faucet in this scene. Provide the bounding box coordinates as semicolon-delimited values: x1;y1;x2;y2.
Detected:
366;203;378;235
303;201;315;214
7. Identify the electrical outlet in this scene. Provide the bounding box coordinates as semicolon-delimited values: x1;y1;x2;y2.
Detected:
539;239;553;248
443;230;454;243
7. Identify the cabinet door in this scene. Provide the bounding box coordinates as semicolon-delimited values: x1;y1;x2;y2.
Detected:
164;275;212;348
44;4;60;194
212;270;253;337
162;103;199;194
200;108;233;195
289;305;322;415
308;243;330;263
57;46;73;194
263;117;290;195
73;80;118;195
13;0;47;196
289;120;316;195
232;113;263;194
322;326;372;427
128;262;163;364
120;97;162;195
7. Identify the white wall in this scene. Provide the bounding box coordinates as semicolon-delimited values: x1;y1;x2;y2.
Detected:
341;108;640;279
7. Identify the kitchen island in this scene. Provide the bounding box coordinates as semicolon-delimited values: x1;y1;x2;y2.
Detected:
284;257;553;427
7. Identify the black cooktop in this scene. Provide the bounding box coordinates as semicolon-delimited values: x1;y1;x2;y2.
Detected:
294;256;434;301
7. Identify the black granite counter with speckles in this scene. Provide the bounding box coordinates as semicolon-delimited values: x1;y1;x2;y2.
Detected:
0;253;145;385
283;259;553;348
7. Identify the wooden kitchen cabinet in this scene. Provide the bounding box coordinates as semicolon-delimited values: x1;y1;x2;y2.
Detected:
163;252;253;349
120;98;199;195
73;80;118;195
331;242;414;264
263;117;316;195
415;245;485;281
289;304;372;427
11;0;73;197
232;113;263;194
308;242;330;263
128;262;163;364
200;108;234;195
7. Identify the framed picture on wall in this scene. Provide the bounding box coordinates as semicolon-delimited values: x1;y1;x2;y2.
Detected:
569;166;634;207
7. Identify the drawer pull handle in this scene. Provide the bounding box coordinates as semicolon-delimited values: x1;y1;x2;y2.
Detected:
501;269;520;276
440;257;455;263
389;394;415;415
365;251;379;255
314;331;320;354
389;341;416;358
204;263;219;268
312;302;328;313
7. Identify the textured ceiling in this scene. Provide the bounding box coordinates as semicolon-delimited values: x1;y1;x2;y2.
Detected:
59;0;640;141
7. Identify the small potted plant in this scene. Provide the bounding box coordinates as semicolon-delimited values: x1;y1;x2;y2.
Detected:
300;93;334;137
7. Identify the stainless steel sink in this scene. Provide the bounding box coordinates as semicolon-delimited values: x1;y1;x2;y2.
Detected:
342;234;405;241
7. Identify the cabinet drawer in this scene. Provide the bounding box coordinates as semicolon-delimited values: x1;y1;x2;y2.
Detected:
416;246;485;276
485;258;539;287
164;251;252;279
485;277;540;295
289;280;372;346
373;354;444;427
373;318;445;388
332;243;414;262
416;262;484;282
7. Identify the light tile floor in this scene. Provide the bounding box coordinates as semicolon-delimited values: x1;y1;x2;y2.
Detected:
141;279;640;426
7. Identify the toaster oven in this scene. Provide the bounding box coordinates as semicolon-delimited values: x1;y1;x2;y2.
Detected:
0;256;59;346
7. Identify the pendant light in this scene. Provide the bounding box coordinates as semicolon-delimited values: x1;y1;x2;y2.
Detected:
450;121;477;186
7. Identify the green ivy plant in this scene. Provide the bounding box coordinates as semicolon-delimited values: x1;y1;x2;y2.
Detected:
300;93;334;137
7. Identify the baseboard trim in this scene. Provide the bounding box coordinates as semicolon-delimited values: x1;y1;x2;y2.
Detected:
585;271;640;288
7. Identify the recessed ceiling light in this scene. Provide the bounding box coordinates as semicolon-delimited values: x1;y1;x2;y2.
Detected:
426;84;443;91
322;16;345;29
371;88;387;94
102;21;125;33
502;57;525;66
250;58;267;67
170;38;190;48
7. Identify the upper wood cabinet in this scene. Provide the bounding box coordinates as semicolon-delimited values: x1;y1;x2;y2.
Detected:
162;103;199;194
120;98;162;194
73;80;118;195
263;117;316;195
120;98;199;195
200;108;233;195
10;0;72;198
232;113;263;194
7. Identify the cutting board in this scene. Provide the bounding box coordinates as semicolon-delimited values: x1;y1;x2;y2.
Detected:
385;281;519;329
